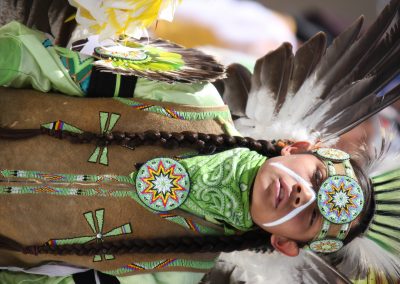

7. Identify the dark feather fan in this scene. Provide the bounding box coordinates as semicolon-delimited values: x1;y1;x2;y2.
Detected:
92;37;226;84
219;0;400;144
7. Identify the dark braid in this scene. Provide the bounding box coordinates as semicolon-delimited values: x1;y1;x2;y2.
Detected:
20;230;272;256
0;127;289;157
0;127;289;256
33;128;290;157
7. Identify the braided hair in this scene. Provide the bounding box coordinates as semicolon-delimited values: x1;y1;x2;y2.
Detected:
34;127;289;157
0;127;291;256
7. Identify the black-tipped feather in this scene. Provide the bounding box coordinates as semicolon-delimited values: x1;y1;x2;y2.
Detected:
314;16;364;85
323;84;400;140
221;64;251;117
223;0;400;145
325;1;400;98
250;43;293;113
288;32;326;95
318;1;399;100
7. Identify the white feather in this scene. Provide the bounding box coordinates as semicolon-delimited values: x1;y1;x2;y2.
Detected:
236;73;339;144
245;88;275;122
217;250;329;284
336;237;400;278
278;74;323;123
367;126;400;176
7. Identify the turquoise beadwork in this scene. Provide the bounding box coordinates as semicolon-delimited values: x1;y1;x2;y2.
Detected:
317;175;364;224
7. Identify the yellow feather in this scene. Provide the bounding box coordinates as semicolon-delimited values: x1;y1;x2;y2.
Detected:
69;0;182;40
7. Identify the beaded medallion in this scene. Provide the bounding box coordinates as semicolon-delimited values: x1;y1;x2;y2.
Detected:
309;239;343;253
315;148;350;162
136;158;190;211
95;46;149;62
317;175;363;224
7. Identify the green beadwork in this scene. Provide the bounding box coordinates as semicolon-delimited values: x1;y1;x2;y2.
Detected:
310;147;364;254
95;43;184;73
1;169;134;184
114;98;232;121
158;214;221;235
0;185;137;199
0;169;221;236
104;258;216;276
88;112;121;166
48;209;132;262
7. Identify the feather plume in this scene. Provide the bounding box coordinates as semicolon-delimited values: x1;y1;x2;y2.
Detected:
92;37;226;83
219;0;400;144
69;0;181;40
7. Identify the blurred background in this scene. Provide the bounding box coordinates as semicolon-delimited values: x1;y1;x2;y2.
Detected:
153;0;386;63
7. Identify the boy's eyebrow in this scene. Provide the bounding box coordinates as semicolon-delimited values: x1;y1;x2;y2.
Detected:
314;157;328;181
320;160;328;180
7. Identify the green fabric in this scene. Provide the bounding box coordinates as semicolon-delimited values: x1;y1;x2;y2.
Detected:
0;271;74;284
134;78;224;107
117;272;204;284
0;22;224;107
0;21;83;96
0;36;21;86
180;148;266;232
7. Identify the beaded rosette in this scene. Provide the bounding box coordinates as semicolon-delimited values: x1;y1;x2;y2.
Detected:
309;148;364;253
135;157;190;211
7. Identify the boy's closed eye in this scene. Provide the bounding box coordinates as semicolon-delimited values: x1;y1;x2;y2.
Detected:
310;208;317;227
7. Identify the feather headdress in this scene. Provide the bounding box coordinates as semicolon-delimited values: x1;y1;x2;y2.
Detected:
217;0;400;282
220;0;400;145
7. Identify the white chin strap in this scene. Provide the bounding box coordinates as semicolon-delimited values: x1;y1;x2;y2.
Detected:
262;162;316;227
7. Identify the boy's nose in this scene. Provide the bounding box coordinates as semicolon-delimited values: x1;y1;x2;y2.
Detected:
292;183;314;207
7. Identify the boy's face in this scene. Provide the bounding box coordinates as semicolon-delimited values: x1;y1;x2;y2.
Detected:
251;152;327;243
